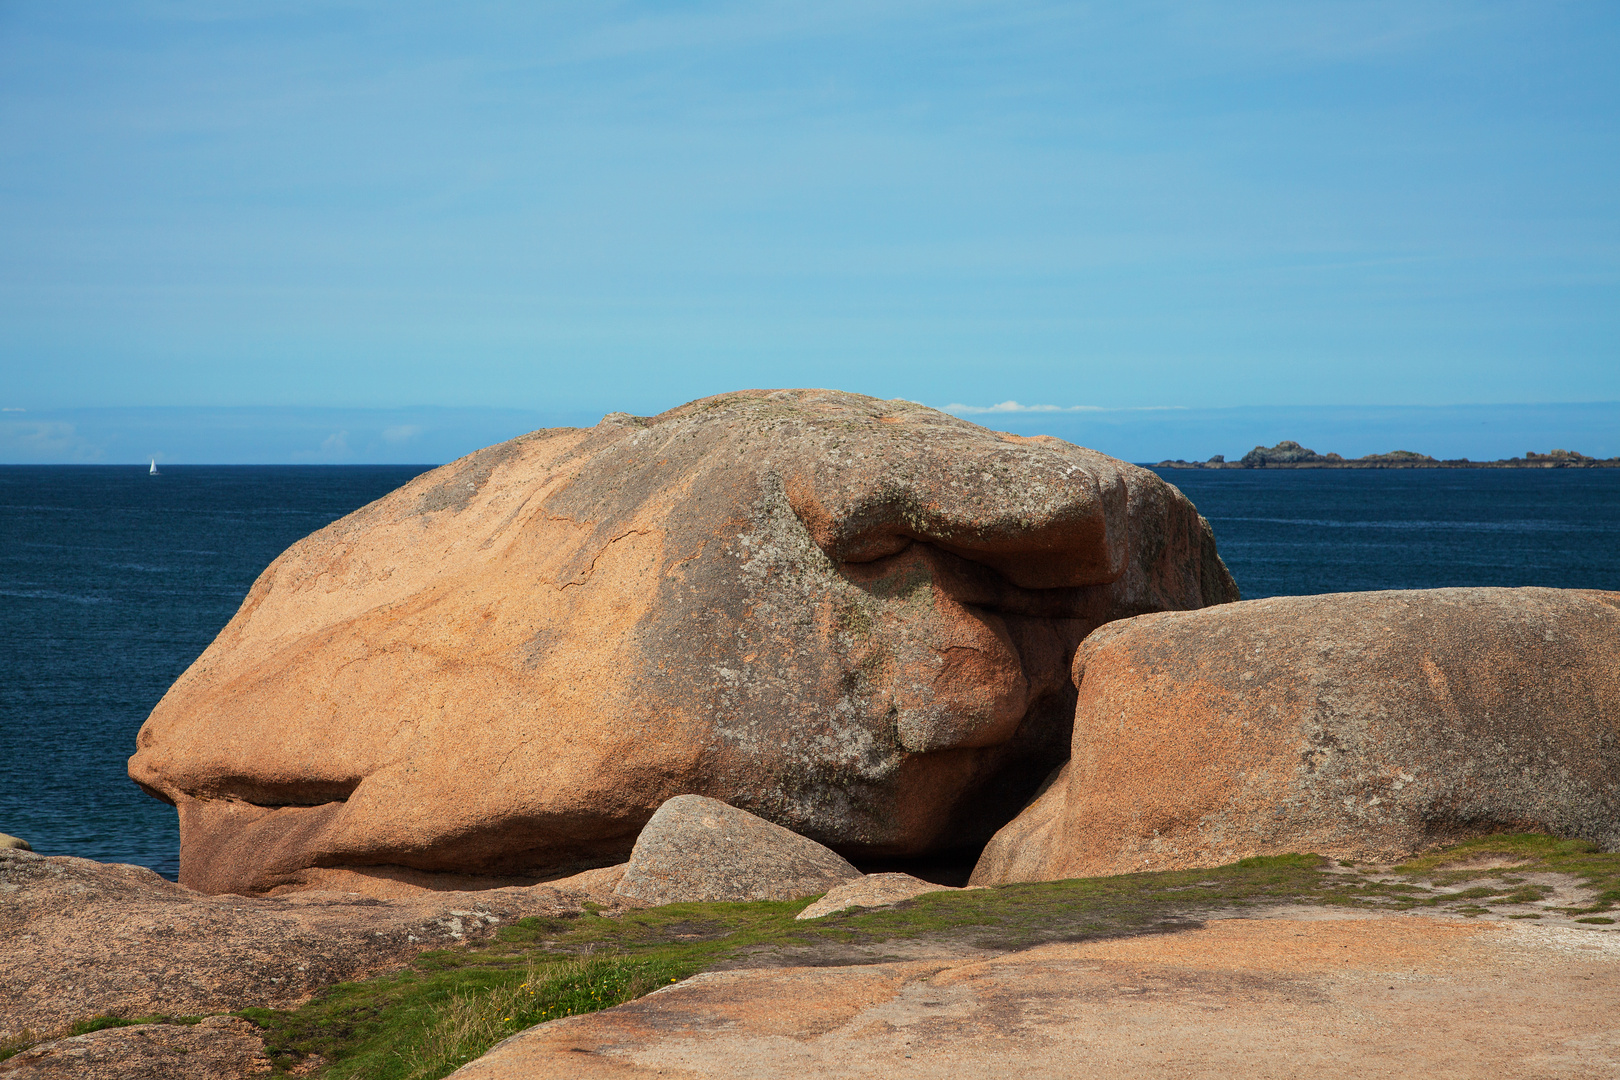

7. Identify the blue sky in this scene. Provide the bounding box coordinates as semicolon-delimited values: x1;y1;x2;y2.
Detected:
1;2;1616;461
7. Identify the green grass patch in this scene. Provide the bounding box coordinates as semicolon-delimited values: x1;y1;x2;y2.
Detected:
69;1014;203;1036
242;952;697;1079
1397;834;1601;875
1497;886;1552;904
0;1032;40;1065
1393;833;1620;914
1449;886;1500;900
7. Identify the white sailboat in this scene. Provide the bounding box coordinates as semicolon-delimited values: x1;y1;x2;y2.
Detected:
149;459;160;475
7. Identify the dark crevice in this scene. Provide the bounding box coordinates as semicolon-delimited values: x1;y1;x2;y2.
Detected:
201;779;361;809
829;540;1094;861
851;847;985;888
835;540;1113;620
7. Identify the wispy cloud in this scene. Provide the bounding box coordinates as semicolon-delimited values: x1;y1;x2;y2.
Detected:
0;419;103;461
942;401;1188;415
943;400;1101;415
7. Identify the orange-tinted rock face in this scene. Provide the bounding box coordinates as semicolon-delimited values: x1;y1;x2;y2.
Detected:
972;588;1620;884
128;389;1236;895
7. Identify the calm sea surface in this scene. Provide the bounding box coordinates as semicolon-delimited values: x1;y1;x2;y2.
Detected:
2;465;1618;879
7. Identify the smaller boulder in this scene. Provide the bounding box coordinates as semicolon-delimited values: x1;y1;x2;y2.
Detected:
795;872;967;920
0;832;32;851
972;588;1620;884
614;795;861;905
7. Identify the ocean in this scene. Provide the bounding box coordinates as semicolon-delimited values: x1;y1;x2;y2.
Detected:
3;464;1618;880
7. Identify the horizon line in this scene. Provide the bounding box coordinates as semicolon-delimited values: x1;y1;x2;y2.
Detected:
5;400;1620;414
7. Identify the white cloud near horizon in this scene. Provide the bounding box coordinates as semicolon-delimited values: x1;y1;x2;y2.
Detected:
0;419;104;462
943;401;1187;415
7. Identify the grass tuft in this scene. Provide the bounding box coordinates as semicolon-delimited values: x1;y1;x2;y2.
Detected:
1392;833;1620;917
389;954;687;1078
0;1031;39;1064
242;950;698;1079
68;1014;203;1036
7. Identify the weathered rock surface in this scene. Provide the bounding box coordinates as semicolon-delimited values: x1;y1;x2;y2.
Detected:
0;849;623;1043
795;872;964;920
449;914;1620;1078
0;1017;270;1079
128;389;1236;895
614;796;861;905
973;588;1620;884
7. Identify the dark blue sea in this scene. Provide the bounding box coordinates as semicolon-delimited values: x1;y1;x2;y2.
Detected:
0;467;433;880
2;465;1618;880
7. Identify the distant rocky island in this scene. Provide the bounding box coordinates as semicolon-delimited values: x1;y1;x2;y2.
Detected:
1158;440;1620;469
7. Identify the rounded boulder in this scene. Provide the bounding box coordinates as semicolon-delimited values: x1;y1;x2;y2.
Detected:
614;795;862;905
973;587;1620;883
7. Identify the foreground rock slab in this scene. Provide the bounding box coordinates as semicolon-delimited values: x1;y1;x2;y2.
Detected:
0;850;620;1043
975;587;1620;884
453;913;1620;1079
129;389;1237;896
0;1017;269;1079
614;796;861;905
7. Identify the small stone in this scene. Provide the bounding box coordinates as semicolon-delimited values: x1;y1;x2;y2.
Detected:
796;872;965;919
614;795;862;905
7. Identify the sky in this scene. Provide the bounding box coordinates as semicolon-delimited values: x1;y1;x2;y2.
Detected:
1;2;1616;462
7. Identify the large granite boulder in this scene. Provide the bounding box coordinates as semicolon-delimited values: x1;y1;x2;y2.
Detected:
129;389;1236;895
972;588;1620;884
614;795;861;905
